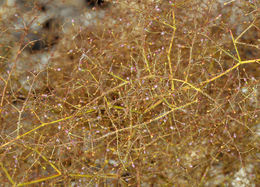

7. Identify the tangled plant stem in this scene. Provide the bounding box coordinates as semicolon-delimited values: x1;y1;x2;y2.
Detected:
0;0;259;186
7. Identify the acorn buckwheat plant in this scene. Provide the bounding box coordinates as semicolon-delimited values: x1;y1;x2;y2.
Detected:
0;0;259;186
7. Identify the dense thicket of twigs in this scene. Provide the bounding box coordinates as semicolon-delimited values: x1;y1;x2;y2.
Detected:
0;0;259;186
